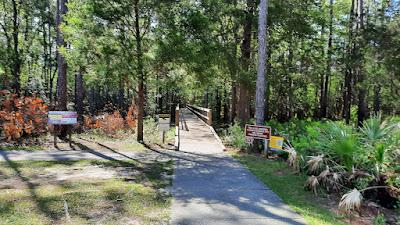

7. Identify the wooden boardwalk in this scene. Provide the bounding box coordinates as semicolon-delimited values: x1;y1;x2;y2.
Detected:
171;109;306;225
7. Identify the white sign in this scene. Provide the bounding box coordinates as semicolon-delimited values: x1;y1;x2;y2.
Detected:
158;114;170;131
48;111;77;125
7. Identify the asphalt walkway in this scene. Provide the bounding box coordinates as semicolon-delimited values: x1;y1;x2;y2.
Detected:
171;109;306;225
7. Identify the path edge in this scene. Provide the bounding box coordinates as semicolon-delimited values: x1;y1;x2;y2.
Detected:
186;107;226;151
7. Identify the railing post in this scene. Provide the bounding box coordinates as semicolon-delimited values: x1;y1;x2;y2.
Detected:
175;104;180;150
207;110;212;126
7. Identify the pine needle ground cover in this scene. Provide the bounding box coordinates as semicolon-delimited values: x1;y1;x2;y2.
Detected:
0;160;172;225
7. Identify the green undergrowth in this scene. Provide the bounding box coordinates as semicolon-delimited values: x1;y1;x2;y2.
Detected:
232;152;346;225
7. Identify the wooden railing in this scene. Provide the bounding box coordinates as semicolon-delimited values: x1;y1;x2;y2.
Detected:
174;104;180;150
187;104;212;125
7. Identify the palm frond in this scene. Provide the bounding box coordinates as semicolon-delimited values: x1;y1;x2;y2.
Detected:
339;188;363;211
318;165;330;178
349;167;371;180
305;175;320;194
329;172;343;191
284;143;299;170
361;113;399;144
306;155;324;173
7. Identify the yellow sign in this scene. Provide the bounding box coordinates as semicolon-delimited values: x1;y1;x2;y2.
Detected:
269;136;284;150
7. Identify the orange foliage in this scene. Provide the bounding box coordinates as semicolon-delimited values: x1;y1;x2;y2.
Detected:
126;104;137;129
82;108;137;137
0;91;48;141
101;111;125;136
81;102;137;137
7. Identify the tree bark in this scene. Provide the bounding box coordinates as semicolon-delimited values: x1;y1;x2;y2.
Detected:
321;0;334;118
134;0;145;143
223;82;230;123
56;0;68;138
356;0;367;126
75;68;84;123
343;0;356;124
11;0;21;95
373;85;381;114
215;88;221;122
237;0;255;124
255;0;268;126
231;82;237;123
56;0;68;111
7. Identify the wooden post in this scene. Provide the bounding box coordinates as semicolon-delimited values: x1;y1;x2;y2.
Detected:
68;125;72;148
175;104;180;126
207;110;212;125
264;139;269;158
175;104;180;151
53;126;58;148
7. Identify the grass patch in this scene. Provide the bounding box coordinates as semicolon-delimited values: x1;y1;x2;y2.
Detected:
232;152;347;225
0;159;172;225
119;142;146;152
73;130;135;142
0;145;45;151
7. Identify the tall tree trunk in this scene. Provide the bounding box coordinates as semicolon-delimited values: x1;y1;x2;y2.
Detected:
237;0;255;124
118;75;124;110
215;88;221;122
227;1;240;123
287;44;294;120
255;0;268;126
264;49;271;119
356;0;367;126
56;0;68;111
223;83;230;123
134;0;145;142
48;11;56;105
204;89;209;108
343;0;356;124
231;82;237;123
321;0;334;118
373;85;381;114
11;0;21;95
75;68;84;123
56;0;68;137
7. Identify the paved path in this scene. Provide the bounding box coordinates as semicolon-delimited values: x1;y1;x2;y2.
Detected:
0;109;307;225
171;109;306;225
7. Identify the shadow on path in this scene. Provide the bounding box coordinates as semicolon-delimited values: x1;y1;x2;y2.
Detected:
0;154;70;221
75;137;147;164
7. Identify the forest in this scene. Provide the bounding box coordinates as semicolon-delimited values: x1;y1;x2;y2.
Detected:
1;0;399;131
0;0;399;224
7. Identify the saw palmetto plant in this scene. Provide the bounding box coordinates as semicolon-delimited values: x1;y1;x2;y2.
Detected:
306;155;324;174
360;113;398;146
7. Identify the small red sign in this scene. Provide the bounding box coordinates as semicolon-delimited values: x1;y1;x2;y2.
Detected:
245;124;271;140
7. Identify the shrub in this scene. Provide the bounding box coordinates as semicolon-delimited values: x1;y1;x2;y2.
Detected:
316;122;361;170
126;104;137;129
0;91;48;141
82;102;138;138
143;117;161;143
223;122;249;150
143;117;174;144
83;111;127;138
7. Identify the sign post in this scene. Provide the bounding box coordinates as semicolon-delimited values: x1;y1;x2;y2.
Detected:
158;114;170;144
245;124;272;156
48;111;78;147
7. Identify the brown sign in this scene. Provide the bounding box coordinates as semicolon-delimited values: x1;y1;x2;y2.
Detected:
245;124;271;140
